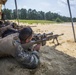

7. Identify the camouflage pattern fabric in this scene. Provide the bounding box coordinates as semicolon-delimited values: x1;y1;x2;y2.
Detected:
12;37;40;69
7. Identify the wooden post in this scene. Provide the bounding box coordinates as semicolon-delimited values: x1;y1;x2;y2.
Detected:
67;0;76;42
14;0;19;25
0;4;2;19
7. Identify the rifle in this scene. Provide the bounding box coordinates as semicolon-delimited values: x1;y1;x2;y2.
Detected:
11;22;37;30
22;33;64;49
52;33;64;45
32;32;53;41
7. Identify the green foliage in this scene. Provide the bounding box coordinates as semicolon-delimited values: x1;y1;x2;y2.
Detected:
2;8;76;22
2;9;12;19
55;18;62;22
19;20;55;24
73;17;76;22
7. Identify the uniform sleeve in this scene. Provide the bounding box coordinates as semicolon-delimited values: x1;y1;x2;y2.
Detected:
0;26;9;34
13;40;40;69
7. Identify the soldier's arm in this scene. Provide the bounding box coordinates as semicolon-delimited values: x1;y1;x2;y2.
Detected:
13;41;40;69
0;25;12;34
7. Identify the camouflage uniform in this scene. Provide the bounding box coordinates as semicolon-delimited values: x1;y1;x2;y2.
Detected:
0;25;10;37
0;33;40;69
0;24;18;38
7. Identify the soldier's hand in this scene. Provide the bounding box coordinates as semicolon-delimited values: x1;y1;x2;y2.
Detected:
33;44;41;51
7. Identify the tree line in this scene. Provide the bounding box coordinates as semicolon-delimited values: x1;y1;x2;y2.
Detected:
2;8;76;22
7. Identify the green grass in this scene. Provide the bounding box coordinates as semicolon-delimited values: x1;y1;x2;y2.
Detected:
11;20;56;24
